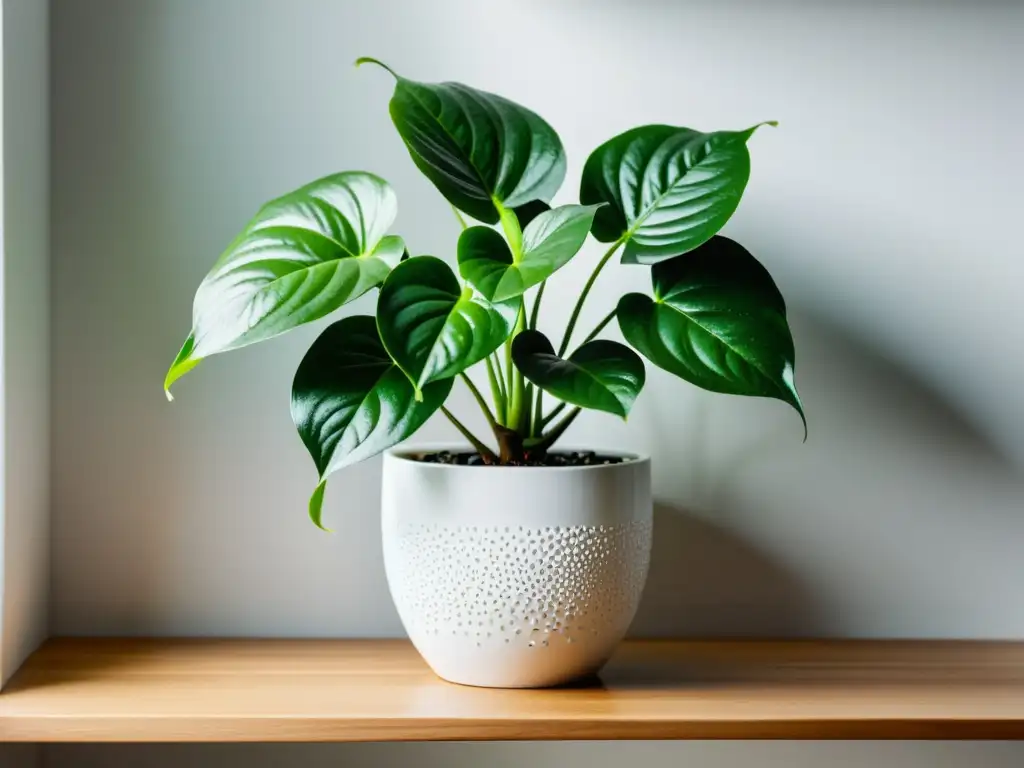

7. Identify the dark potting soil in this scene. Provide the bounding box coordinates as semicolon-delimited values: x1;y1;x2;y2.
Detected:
415;450;625;467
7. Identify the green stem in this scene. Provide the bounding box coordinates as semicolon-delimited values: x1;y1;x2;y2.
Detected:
540;400;567;429
533;407;582;453
520;383;534;435
507;302;527;429
504;336;514;422
580;309;617;346
491;352;507;400
451;204;469;231
440;406;497;463
529;281;546;330
460;372;498;431
484;356;506;425
558;238;624;357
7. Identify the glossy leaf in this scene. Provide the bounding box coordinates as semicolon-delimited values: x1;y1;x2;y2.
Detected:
291;316;452;529
458;205;600;302
377;256;518;394
359;57;566;225
512;330;645;418
580;123;773;264
165;171;403;397
513;199;551;230
617;235;805;429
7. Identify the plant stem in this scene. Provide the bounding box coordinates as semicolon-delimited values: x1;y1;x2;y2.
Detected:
484;356;506;424
491;352;507;400
521;383;534;435
580;309;617;346
540;400;567;429
529;281;546;330
507;302;527;429
558;238;624;356
532;389;544;438
451;204;468;231
504;335;514;422
440;405;497;463
460;372;498;431
533;407;582;453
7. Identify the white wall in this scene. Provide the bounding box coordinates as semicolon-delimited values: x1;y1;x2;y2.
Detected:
1;0;48;696
47;0;1024;765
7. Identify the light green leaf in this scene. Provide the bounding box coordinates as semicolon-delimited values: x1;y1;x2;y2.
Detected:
377;256;518;394
291;315;452;530
581;123;773;264
617;235;805;431
165;171;403;397
512;330;645;418
163;333;199;400
359;57;566;224
458;204;600;302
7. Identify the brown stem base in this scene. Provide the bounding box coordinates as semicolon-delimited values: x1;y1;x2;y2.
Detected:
494;425;526;464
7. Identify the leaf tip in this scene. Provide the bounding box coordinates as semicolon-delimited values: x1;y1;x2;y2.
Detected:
746;120;779;139
354;56;399;79
308;481;333;533
164;387;175;403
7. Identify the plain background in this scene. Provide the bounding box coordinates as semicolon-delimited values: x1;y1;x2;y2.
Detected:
3;0;1018;765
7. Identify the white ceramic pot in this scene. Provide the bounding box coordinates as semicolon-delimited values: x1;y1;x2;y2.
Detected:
381;447;652;688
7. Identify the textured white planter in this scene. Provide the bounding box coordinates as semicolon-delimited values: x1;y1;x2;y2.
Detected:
381;447;652;688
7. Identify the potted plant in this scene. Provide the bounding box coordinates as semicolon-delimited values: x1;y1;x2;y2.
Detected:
164;59;804;688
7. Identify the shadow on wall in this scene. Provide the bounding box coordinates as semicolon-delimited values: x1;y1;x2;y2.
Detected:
630;306;1022;638
631;503;823;637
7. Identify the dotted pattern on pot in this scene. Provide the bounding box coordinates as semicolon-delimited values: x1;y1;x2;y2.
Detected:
392;521;652;648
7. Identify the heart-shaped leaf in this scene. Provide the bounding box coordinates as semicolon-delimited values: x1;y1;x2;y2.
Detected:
359;58;566;225
377;255;518;394
164;171;403;397
512;330;645;418
580;123;773;264
617;235;804;430
291;315;452;529
458;204;600;302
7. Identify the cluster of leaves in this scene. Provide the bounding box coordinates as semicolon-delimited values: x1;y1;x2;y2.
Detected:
164;58;804;529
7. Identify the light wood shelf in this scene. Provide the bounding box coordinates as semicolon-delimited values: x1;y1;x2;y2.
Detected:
2;639;1024;741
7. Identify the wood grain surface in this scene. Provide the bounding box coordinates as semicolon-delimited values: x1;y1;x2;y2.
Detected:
2;639;1024;741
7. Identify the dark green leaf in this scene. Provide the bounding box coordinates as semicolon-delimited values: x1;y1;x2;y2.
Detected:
377;256;518;394
617;235;804;429
580;123;773;264
291;316;452;529
458;204;599;302
165;171;403;397
512;330;645;418
513;199;551;230
360;58;566;224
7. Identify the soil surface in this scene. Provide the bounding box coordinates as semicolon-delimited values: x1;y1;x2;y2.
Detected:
414;450;625;467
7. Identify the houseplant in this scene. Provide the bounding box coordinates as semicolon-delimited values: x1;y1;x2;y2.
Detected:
164;59;804;687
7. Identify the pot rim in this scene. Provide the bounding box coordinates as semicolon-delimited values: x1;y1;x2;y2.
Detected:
384;444;650;470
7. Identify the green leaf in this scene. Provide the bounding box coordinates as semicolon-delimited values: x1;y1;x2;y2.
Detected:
360;58;566;225
513;200;551;230
291;316;452;530
512;330;645;419
377;256;518;394
163;333;199;400
617;235;805;430
580;123;773;264
165;171;404;397
458;204;600;302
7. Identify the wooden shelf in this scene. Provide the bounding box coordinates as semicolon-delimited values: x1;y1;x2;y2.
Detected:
2;639;1024;741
